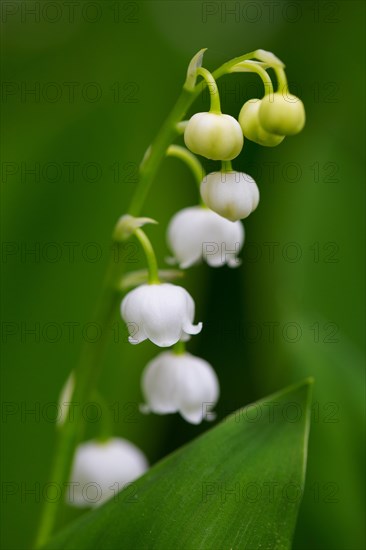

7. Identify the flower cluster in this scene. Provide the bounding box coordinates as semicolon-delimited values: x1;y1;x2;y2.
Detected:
66;49;305;510
238;94;305;146
121;280;219;423
120;50;305;427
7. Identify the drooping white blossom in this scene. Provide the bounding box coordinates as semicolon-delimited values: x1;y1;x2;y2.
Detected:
200;171;260;222
121;283;202;347
167;205;244;268
141;351;219;424
67;438;148;508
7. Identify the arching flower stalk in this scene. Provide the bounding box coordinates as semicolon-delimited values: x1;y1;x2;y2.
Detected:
35;47;305;548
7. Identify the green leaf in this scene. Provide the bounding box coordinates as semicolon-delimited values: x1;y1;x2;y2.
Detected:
184;48;207;91
44;379;313;550
113;215;158;242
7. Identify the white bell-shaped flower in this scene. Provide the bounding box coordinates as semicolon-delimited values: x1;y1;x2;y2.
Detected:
200;171;260;222
167;206;244;268
184;112;243;161
67;437;148;508
141;351;219;424
121;283;202;347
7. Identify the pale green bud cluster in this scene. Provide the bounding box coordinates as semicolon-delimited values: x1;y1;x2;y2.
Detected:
184;91;305;158
239;93;305;147
183;52;305;160
239;99;285;147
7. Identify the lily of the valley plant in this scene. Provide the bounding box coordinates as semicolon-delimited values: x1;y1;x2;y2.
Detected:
35;48;305;547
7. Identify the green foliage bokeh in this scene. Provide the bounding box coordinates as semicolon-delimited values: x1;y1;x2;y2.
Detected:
1;1;365;549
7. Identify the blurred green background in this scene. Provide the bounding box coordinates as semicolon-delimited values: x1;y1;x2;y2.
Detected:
1;1;365;549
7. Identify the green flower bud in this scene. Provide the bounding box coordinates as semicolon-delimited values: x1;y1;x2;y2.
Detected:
238;99;285;147
258;93;305;136
184;112;243;161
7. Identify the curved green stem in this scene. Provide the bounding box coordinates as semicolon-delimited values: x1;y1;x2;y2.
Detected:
274;66;288;94
167;145;205;188
35;85;199;548
34;251;124;548
196;67;221;113
134;228;160;285
128;88;195;216
234;61;274;96
213;49;264;79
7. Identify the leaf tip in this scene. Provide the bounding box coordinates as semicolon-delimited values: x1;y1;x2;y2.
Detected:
185;48;208;90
